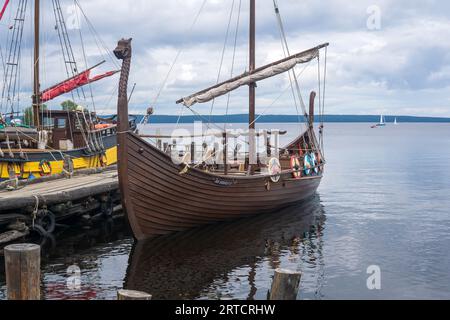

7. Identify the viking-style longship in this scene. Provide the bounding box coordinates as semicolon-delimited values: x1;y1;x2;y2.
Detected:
115;0;329;240
0;0;119;182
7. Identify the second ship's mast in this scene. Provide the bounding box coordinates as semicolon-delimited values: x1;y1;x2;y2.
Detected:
248;0;256;172
32;0;40;129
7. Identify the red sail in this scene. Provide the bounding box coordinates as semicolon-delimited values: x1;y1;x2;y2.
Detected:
41;71;91;103
0;0;10;21
89;70;119;82
40;70;119;103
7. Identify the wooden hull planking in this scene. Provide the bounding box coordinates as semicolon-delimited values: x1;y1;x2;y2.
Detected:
121;132;321;240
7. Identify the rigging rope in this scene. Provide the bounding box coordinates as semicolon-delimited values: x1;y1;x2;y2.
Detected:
184;59;313;152
74;0;122;117
74;0;120;70
73;2;96;113
320;47;328;157
250;59;312;129
73;1;103;151
208;0;235;122
272;0;319;156
224;0;242;131
52;0;77;141
0;0;27;117
273;0;301;121
148;0;208;113
52;0;83;100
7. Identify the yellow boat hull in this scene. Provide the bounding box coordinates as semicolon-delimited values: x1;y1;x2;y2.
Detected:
0;145;117;180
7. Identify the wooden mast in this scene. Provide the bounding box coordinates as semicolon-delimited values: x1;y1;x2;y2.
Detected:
248;0;256;172
32;0;40;129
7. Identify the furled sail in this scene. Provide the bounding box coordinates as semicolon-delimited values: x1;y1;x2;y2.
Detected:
177;43;329;108
40;69;119;103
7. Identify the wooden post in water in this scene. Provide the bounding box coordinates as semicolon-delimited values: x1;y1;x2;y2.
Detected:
269;268;302;300
223;132;228;175
4;244;41;300
156;129;162;150
191;142;196;163
117;289;152;300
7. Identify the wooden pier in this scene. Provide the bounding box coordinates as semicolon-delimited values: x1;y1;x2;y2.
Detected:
0;169;119;244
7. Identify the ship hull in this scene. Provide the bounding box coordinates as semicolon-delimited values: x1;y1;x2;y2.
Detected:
119;132;322;240
0;134;117;180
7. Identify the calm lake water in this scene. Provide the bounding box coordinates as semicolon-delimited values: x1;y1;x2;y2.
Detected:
1;123;449;300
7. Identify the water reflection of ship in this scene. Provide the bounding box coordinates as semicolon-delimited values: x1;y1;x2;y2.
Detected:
124;196;326;300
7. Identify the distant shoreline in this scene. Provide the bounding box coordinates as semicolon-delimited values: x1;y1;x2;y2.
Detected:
127;114;450;124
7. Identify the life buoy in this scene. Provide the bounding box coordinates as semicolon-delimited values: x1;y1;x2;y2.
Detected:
304;154;312;176
39;160;52;176
310;153;319;175
290;156;301;179
95;124;111;130
99;153;108;167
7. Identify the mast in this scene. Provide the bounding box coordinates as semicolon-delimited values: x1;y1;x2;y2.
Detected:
32;0;40;129
249;0;256;130
248;0;256;171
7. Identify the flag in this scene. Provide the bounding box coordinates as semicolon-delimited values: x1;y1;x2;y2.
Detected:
0;0;10;21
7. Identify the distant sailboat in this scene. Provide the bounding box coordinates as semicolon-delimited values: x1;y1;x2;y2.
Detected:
394;118;398;125
377;115;386;127
371;115;387;128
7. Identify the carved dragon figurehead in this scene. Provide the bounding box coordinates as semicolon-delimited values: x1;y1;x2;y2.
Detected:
115;38;133;131
114;38;132;61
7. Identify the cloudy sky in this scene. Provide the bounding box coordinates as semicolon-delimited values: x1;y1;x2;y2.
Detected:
2;0;450;117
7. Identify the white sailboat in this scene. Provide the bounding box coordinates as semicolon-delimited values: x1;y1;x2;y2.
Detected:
394;118;398;125
377;115;386;127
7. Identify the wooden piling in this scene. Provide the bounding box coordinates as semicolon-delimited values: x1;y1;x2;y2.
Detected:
156;129;162;150
4;243;41;300
269;268;301;300
117;289;152;300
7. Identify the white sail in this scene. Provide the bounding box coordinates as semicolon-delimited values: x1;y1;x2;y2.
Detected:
178;45;327;108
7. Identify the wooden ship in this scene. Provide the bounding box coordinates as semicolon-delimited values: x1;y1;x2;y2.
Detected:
0;0;122;241
0;0;119;183
114;0;329;240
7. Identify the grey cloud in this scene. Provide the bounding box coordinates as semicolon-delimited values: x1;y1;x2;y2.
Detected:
1;0;449;117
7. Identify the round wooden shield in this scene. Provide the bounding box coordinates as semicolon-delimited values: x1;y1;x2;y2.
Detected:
268;158;282;183
290;156;301;179
316;152;322;173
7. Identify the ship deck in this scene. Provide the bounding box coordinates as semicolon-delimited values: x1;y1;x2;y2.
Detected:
0;170;118;213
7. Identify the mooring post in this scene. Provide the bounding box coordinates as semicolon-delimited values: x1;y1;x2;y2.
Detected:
117;289;152;300
156;129;162;150
4;243;41;300
269;268;302;300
